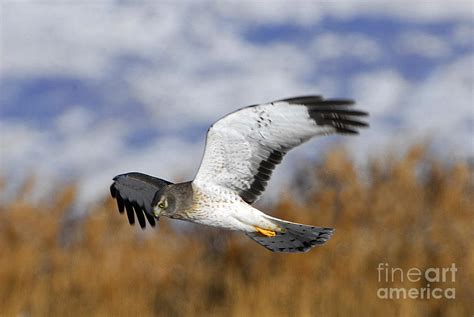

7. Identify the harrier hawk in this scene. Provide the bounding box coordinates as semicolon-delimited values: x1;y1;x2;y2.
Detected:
110;96;368;253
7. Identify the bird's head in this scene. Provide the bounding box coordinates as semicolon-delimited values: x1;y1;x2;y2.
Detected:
151;186;177;218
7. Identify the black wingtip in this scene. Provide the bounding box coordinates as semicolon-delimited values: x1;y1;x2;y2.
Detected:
336;127;360;134
110;184;116;198
296;96;369;135
116;195;125;213
278;96;358;107
277;95;323;105
124;201;135;225
145;212;157;227
315;99;355;106
132;201;147;229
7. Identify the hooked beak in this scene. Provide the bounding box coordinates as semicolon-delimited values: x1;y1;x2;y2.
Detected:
152;207;162;219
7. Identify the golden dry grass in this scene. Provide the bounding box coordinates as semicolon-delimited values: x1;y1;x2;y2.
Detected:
0;145;472;316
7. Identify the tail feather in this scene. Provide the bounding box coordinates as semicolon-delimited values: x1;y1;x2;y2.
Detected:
246;218;334;253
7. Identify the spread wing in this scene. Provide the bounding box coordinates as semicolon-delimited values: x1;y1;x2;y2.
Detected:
194;96;368;204
110;172;173;229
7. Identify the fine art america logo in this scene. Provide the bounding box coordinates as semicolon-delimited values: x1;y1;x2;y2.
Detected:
377;263;457;300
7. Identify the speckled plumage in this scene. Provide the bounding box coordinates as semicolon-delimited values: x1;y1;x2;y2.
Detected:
176;182;279;232
110;95;368;252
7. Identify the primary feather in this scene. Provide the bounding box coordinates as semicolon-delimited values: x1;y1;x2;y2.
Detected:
194;96;368;203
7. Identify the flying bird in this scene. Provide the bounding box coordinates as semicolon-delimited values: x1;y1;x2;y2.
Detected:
110;96;368;253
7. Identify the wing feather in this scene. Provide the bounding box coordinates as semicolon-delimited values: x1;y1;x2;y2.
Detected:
194;96;368;204
109;172;172;229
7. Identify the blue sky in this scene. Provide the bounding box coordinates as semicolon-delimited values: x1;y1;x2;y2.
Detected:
1;1;473;207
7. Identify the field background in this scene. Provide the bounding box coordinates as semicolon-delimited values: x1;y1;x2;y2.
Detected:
1;145;472;316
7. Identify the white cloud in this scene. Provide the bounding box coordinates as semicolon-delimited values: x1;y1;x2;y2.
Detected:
395;31;452;58
0;121;51;174
2;1;472;77
351;70;409;116
55;106;95;135
216;0;474;24
348;54;474;161
311;32;382;63
0;121;54;202
1;1;325;132
403;54;474;156
452;24;474;47
348;70;411;162
125;38;319;130
0;2;186;77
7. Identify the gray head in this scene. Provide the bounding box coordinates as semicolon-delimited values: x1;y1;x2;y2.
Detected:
151;182;193;218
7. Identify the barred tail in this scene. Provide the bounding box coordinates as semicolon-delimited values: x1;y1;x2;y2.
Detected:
246;217;334;253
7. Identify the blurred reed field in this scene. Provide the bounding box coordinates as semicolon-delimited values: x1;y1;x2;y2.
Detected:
0;145;473;317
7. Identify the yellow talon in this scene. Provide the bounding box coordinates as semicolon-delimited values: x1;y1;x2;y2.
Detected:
255;226;277;237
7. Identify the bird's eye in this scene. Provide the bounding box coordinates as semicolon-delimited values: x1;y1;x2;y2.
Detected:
158;202;165;209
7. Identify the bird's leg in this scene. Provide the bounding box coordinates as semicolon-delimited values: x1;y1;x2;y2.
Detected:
254;226;277;237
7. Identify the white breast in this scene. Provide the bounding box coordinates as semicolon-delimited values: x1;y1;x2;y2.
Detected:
183;182;269;232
